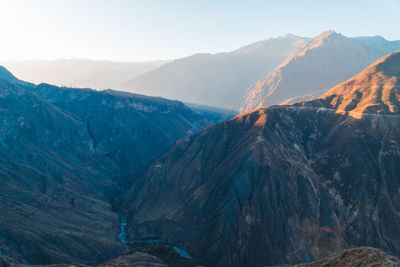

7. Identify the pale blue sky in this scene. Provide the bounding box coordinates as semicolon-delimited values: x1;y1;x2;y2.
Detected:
0;0;399;61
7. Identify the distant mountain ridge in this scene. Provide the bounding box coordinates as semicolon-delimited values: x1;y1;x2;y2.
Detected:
3;32;399;113
241;31;400;112
354;35;400;56
231;33;310;57
121;34;310;109
0;58;169;90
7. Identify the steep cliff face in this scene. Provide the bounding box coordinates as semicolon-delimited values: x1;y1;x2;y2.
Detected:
241;31;400;112
26;84;210;172
0;80;123;264
0;69;211;265
123;52;400;266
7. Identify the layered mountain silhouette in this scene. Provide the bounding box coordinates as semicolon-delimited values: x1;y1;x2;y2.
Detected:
241;30;400;112
121;35;309;109
123;52;400;266
0;66;32;87
355;36;400;57
2;32;400;267
0;67;211;265
0;59;168;90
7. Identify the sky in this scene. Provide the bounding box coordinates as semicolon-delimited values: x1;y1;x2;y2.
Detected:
0;0;399;61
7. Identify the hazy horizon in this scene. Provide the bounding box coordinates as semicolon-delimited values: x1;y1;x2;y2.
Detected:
1;0;399;62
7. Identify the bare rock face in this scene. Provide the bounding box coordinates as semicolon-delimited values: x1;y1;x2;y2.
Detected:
278;247;400;267
0;69;210;265
123;52;400;267
26;84;210;172
241;31;400;112
0;79;124;265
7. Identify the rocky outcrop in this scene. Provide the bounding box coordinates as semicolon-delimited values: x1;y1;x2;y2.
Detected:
123;52;400;266
279;247;399;267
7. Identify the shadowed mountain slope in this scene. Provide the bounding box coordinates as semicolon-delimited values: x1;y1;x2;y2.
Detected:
25;84;210;172
123;52;400;267
0;79;124;264
0;67;210;265
0;66;33;87
184;103;238;124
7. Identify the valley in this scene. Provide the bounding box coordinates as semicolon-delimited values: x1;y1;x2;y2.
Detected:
0;5;399;265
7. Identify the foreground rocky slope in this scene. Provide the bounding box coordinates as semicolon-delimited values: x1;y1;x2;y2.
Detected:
242;31;400;112
0;68;210;265
123;52;400;266
279;247;399;267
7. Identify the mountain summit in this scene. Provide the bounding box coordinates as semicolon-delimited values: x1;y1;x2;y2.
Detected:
241;31;400;112
121;35;309;109
306;50;400;118
231;33;310;57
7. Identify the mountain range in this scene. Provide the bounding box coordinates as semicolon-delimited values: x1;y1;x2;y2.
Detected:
0;32;400;267
121;34;309;110
122;31;400;111
0;59;168;90
122;51;400;267
4;32;400;114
